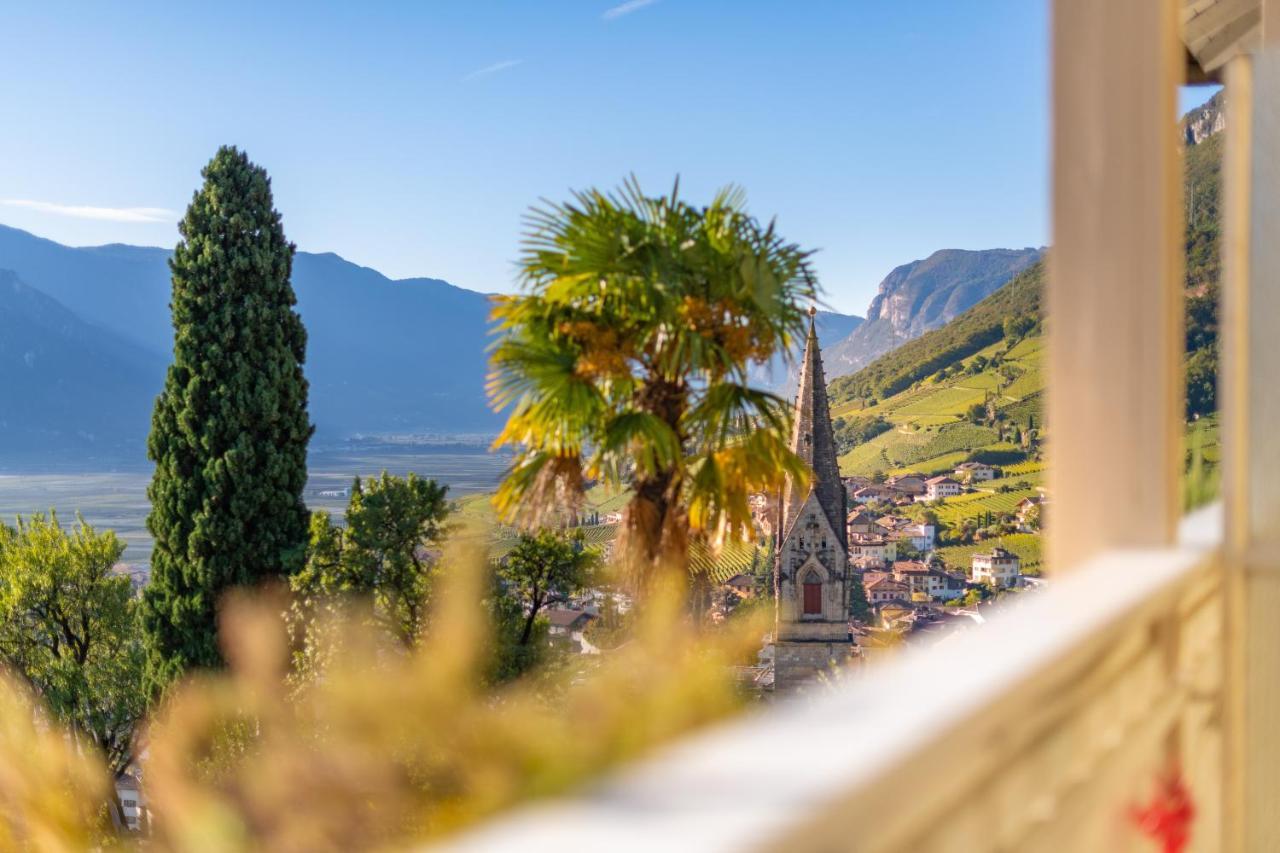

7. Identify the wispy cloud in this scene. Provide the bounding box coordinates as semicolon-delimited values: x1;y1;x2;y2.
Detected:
602;0;658;20
461;59;524;82
0;198;174;224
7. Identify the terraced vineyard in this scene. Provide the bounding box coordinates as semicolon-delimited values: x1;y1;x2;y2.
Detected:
931;486;1041;526
936;533;1044;575
893;385;988;419
831;316;1046;478
977;469;1043;490
890;450;971;477
839;422;1003;477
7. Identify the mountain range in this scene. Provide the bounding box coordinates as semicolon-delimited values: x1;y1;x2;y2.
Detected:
0;222;1047;465
822;247;1044;379
828;92;1226;427
0;224;499;463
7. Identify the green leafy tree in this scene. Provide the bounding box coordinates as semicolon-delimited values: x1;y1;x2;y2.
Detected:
143;146;312;691
0;515;144;778
849;573;871;623
906;505;940;527
500;530;599;646
489;179;814;587
750;541;775;599
293;473;451;647
485;577;547;684
1186;346;1217;420
832;414;892;455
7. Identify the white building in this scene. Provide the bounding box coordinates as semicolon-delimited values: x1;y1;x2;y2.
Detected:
972;546;1022;588
115;773;147;832
891;561;967;602
955;461;997;482
852;484;900;504
919;476;963;502
897;523;936;551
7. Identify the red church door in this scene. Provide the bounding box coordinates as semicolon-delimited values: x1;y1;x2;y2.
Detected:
803;579;822;615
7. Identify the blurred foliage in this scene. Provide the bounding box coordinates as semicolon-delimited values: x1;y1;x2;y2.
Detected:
0;674;110;850
0;542;762;851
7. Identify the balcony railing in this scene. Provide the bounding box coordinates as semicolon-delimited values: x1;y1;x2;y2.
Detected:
446;507;1224;852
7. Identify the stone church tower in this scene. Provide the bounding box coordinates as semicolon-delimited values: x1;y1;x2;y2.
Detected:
774;308;852;690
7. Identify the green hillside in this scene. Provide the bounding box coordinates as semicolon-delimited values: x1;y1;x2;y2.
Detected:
829;261;1043;407
829;116;1223;560
831;116;1222;474
832;327;1043;478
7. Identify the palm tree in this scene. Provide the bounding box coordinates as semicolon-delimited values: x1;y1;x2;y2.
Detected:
488;178;816;591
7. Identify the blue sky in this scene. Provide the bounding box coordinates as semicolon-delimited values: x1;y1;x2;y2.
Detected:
0;2;1217;314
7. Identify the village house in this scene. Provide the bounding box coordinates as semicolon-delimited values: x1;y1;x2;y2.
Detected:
851;484;899;504
885;473;927;496
877;601;916;631
546;608;595;638
876;514;908;533
848;532;898;563
972;546;1022;588
919;476;963;502
954;461;997;482
891;522;937;552
1016;495;1045;530
842;476;873;499
115;773;147;832
724;573;757;598
852;554;889;572
847;509;879;536
865;575;910;605
891;560;967;602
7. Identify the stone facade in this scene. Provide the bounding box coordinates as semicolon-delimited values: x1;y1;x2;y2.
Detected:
774;310;852;690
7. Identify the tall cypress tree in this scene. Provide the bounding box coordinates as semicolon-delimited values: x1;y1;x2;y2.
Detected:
142;146;312;691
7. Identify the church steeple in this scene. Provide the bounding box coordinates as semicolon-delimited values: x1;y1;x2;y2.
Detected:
780;307;846;551
771;307;852;691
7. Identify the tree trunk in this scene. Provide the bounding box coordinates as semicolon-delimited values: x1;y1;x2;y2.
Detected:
624;376;690;592
519;589;543;646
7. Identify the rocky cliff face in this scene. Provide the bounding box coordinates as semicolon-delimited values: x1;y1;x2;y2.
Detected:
1182;90;1225;146
823;247;1043;379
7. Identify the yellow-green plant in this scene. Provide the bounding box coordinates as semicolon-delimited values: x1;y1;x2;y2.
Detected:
0;674;109;850
140;545;762;850
489;179;816;586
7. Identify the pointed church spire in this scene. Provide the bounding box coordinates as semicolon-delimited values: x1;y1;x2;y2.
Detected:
780;306;846;549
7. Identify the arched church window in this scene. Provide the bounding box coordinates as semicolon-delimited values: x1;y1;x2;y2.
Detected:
803;571;822;615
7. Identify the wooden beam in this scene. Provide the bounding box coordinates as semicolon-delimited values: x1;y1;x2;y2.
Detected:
1047;0;1184;572
1223;1;1280;839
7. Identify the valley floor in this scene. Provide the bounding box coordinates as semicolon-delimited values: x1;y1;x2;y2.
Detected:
0;448;512;571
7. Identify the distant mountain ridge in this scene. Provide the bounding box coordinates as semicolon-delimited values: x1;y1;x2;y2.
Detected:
823;247;1044;379
0;224;501;463
829;92;1228;424
0;269;164;459
1182;89;1225;146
